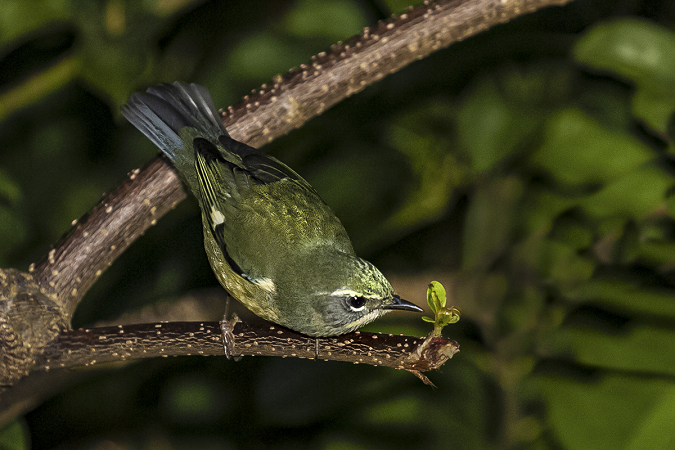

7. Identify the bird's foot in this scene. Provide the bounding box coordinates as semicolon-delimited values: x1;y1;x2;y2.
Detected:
220;312;241;361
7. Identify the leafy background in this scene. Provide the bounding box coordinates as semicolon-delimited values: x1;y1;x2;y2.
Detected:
1;0;675;449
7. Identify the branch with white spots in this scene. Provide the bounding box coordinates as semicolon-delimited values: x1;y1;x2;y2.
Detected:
29;155;185;318
35;321;459;386
222;0;572;147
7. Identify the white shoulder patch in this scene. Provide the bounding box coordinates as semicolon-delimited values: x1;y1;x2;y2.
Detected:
253;277;276;293
211;207;225;225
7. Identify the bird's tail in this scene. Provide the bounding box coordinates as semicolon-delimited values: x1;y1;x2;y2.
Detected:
121;82;228;178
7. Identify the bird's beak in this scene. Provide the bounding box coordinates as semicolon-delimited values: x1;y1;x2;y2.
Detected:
381;294;424;312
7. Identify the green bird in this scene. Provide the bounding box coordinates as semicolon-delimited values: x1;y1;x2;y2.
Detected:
121;81;422;338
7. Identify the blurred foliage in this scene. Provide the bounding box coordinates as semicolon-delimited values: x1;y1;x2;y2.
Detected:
2;0;675;449
0;420;28;450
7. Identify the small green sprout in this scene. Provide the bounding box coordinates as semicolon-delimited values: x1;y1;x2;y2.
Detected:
422;281;460;337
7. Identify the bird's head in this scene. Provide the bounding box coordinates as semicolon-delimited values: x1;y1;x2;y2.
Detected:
284;252;423;337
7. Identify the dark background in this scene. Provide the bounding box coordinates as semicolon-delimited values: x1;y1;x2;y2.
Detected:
1;0;675;448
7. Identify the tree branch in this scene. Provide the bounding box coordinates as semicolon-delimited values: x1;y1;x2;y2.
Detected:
30;155;184;318
36;322;459;383
222;0;573;145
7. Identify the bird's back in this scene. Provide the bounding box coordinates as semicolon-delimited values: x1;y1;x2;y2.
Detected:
121;82;355;283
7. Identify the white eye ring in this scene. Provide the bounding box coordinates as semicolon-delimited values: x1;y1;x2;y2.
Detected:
348;296;366;312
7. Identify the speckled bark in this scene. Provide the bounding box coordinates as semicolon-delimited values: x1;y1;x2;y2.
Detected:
34;322;459;385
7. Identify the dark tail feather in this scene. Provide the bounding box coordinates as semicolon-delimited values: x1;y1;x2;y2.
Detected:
121;82;227;168
146;83;227;140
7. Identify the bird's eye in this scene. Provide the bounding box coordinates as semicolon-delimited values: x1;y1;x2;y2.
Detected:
348;296;366;312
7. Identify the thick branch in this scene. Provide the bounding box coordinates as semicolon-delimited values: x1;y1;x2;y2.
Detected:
30;156;184;318
222;0;573;145
36;322;459;382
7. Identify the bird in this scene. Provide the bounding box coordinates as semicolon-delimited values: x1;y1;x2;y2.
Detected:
121;81;423;339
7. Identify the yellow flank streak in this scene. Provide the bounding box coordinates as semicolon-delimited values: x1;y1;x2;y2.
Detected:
201;220;280;323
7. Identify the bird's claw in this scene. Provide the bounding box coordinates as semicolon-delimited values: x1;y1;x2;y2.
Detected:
220;312;241;361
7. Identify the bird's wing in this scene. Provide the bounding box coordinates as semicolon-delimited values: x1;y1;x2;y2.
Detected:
193;137;250;278
216;134;318;192
193;136;353;283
